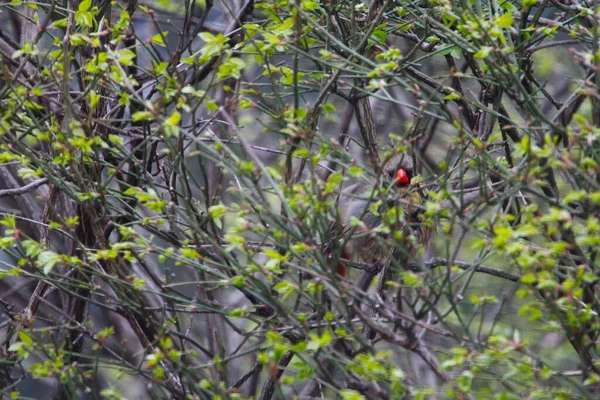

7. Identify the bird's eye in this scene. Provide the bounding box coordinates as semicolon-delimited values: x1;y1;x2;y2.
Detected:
395;168;410;186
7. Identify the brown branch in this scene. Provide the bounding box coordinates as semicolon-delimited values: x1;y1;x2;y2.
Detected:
0;178;48;199
405;65;477;130
257;351;294;400
230;362;263;391
354;96;379;170
342;258;520;282
526;39;582;54
423;258;520;282
498;105;522;143
352;304;451;382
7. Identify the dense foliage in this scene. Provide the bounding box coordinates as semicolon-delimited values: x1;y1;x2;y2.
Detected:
0;0;600;398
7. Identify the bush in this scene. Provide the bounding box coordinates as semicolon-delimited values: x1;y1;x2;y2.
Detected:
0;0;599;398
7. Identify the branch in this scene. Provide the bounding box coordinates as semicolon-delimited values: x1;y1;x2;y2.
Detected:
343;257;520;282
423;258;520;282
258;351;294;400
405;65;477;130
230;362;263;391
0;178;48;199
352;304;451;382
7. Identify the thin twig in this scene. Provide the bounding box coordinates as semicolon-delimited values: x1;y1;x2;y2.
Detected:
343;258;520;282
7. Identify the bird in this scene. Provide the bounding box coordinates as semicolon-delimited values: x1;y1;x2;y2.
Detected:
331;154;431;277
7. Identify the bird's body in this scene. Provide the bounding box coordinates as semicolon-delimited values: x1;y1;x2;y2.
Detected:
332;155;432;276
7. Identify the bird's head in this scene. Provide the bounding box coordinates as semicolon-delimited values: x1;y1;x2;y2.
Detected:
383;155;414;193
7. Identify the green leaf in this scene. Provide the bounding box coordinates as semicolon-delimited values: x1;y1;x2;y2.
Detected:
348;166;364;177
340;389;366;400
322;103;336;114
75;11;93;28
79;0;92;12
273;281;295;300
444;92;461;100
325;172;343;194
301;0;320;11
520;273;537;285
37;250;61;274
307;330;332;351
132;111;154;122
206;101;219;111
114;49;137;66
164;111;181;126
292;148;309;158
150;32;168;47
496;13;514;28
473;46;492;59
7;342;24;353
264;249;287;260
584;374;600;385
18;330;33;346
108;134;124;145
208;204;227;219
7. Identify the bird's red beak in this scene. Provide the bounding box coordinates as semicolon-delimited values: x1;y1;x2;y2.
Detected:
395;168;410;185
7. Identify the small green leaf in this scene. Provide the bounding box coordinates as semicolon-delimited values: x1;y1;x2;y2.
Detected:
496;13;514;28
444;92;461;100
150;32;168;47
132;111;154;122
474;46;492;59
340;389;366;400
206;101;219;111
79;0;92;12
37;250;61;274
521;273;537;285
18;330;33;346
208;204;227;219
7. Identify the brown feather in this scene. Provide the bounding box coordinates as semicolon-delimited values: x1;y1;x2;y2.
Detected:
331;155;432;275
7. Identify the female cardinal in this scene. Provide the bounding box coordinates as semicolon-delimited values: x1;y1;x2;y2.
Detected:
332;155;431;277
